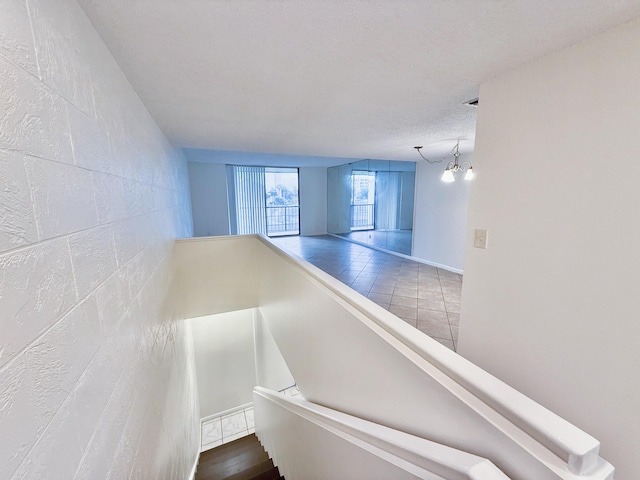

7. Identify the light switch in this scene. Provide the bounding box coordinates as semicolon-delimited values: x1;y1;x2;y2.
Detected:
474;229;488;249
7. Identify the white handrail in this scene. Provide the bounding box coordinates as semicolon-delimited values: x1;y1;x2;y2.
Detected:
175;235;615;479
254;387;510;480
254;236;605;476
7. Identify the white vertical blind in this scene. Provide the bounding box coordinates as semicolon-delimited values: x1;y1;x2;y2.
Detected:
231;166;267;235
375;171;401;230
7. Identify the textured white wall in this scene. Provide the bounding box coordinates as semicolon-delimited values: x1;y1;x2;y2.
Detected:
458;18;640;479
0;0;198;479
412;159;471;272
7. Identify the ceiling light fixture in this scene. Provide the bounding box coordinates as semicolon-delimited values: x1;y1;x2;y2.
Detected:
414;141;474;182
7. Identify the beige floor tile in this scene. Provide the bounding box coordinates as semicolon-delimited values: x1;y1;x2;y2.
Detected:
395;281;418;291
418;282;443;293
418;298;446;312
368;292;392;305
391;295;418;308
393;287;418;298
399;316;417;328
273;235;463;354
370;283;395;295
389;304;417;320
417;320;453;341
445;302;461;314
374;276;396;286
418;290;444;302
447;313;460;326
418;309;449;324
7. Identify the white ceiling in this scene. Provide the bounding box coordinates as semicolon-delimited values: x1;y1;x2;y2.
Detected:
77;1;640;161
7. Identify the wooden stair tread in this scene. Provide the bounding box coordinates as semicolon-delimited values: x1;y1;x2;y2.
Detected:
225;460;277;480
195;434;283;480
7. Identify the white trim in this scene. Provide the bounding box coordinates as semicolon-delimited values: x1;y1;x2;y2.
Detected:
200;402;254;423
255;235;604;472
187;450;200;480
326;233;463;274
254;387;509;479
178;234;605;475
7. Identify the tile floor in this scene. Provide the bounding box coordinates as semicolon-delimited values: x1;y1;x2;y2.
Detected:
200;386;301;452
339;230;413;255
272;235;462;351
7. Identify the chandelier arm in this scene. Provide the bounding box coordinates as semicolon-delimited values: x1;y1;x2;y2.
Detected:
459;161;472;170
414;147;442;164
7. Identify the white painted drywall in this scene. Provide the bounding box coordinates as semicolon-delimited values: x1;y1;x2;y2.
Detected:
254;311;295;392
0;1;197;478
412;159;471;271
458;18;640;480
399;171;415;231
175;236;260;318
175;235;614;479
190;310;257;416
326;163;353;234
254;388;509;480
185;153;328;237
299;167;327;235
188;162;230;237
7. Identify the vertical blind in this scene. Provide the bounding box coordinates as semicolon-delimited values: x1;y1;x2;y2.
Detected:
227;166;267;235
375;171;402;230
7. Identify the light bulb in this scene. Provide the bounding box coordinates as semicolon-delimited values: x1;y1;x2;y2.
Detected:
464;166;475;181
441;169;455;183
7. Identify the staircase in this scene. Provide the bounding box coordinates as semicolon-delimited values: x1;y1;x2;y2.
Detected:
195;434;283;480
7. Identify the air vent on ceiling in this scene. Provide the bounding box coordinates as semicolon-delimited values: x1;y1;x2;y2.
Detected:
465;98;479;107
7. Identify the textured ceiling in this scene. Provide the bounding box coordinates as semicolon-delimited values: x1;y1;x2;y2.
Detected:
77;1;640;161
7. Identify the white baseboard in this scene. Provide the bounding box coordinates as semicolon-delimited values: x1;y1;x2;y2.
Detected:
327;234;463;274
200;402;253;424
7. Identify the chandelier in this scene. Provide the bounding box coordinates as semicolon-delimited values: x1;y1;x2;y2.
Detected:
414;141;474;182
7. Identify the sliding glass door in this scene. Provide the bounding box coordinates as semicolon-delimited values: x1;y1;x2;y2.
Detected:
227;166;299;237
350;170;375;231
265;168;299;236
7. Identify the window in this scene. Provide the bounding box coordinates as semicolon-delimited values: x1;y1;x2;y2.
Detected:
350;170;375;230
265;168;299;236
227;166;300;237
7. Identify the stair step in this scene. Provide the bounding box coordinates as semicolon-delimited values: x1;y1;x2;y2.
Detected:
196;434;284;480
225;459;276;480
248;465;282;480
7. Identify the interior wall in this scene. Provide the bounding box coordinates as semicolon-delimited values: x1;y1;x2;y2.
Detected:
326;163;353;234
188;162;230;237
458;18;640;479
412;159;471;272
254;310;296;392
186;157;328;238
399;171;416;231
190;310;257;417
175;236;261;319
0;1;198;479
299;167;327;235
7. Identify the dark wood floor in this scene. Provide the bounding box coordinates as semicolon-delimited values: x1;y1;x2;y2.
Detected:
195;434;283;480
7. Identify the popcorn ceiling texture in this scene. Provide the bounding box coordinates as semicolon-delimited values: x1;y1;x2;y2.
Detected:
0;0;198;478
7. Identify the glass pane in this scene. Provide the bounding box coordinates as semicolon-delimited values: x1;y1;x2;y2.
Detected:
265;168;299;237
350;171;375;230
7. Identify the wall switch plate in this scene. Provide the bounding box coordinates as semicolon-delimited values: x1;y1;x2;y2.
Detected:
474;229;488;249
